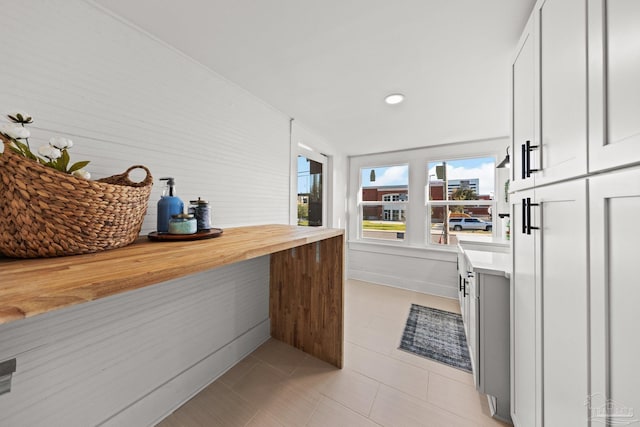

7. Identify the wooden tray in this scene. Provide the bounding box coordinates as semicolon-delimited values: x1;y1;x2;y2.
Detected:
147;228;223;241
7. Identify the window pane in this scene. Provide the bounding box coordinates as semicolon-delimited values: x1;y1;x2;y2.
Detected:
426;157;496;246
360;165;408;241
298;155;322;226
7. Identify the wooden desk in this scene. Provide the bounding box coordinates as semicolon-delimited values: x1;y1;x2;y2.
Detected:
0;224;344;367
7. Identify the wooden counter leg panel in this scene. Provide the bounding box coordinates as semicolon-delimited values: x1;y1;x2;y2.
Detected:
269;235;343;368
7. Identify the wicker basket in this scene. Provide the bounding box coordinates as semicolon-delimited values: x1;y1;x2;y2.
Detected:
0;135;153;258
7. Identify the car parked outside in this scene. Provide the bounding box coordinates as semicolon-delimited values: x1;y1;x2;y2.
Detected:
449;217;492;231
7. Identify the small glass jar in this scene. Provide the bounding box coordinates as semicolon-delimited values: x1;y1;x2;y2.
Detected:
168;213;197;234
189;197;212;231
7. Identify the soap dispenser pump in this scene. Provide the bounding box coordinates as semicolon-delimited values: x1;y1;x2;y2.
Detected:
157;177;184;233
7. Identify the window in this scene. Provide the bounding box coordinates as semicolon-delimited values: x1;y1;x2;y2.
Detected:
359;165;409;241
297;154;325;226
426;157;495;246
382;193;407;202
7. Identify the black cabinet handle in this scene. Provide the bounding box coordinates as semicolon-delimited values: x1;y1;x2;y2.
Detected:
522;197;540;234
522;198;527;234
459;275;463;292
521;140;540;179
525;141;538;178
462;278;467;297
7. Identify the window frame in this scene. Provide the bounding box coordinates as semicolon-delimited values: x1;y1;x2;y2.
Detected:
348;139;509;252
295;147;328;228
425;156;497;247
358;164;409;243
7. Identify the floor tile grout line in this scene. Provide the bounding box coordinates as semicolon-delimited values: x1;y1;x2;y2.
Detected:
310;393;386;427
423;372;496;426
347;340;440;375
347;330;478;389
366;380;382;418
219;355;259;389
342;364;429;404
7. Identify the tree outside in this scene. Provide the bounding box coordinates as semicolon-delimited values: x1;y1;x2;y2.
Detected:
450;188;478;213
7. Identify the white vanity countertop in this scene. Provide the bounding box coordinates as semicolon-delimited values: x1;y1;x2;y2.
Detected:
457;237;511;248
458;240;511;278
463;249;511;278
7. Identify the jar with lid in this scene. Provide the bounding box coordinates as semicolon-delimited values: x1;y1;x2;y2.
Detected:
189;198;212;231
168;213;197;234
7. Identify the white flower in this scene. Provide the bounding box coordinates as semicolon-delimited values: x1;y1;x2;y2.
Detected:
7;112;33;124
72;169;91;180
38;145;62;159
49;136;73;149
1;123;30;139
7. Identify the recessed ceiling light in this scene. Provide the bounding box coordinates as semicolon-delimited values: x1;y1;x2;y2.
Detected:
384;93;405;105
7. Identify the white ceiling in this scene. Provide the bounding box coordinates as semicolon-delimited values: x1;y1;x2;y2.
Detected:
94;0;535;155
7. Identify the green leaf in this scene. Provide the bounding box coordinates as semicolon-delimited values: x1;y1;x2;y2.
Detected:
10;140;37;160
68;160;90;173
12;139;28;151
61;149;70;171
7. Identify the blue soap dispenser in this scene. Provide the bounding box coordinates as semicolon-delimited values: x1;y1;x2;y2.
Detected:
157;177;184;233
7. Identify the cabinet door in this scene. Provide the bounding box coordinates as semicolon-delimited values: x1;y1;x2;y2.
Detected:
511;190;538;427
463;276;471;337
457;252;466;311
468;272;479;386
588;0;640;172
535;0;588;186
536;180;588;426
589;168;640;425
478;272;511;421
511;17;536;191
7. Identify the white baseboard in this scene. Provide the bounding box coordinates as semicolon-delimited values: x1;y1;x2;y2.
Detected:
105;319;271;427
348;269;457;299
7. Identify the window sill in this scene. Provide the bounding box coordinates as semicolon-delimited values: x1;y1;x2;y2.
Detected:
347;239;457;262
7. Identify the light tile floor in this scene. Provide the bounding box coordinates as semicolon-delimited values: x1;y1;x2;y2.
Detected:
158;279;511;427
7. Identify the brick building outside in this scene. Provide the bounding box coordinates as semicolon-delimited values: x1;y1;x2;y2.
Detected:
363;180;491;222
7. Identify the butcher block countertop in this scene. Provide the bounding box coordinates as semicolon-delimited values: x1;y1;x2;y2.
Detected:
0;224;344;326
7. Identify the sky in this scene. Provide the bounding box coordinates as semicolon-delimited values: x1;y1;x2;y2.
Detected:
361;165;409;187
298;155;313;194
361;157;496;195
299;155;496;196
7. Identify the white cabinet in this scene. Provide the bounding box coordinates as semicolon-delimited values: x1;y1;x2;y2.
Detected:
457;243;510;422
589;167;640;425
588;0;640;172
512;180;589;427
511;0;589;190
536;181;589;426
511;17;536;191
476;270;510;422
535;0;588;186
511;1;640;426
510;193;537;427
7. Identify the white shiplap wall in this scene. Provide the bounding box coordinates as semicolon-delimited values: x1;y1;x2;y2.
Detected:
0;0;291;233
0;0;309;425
